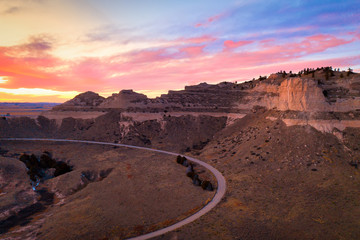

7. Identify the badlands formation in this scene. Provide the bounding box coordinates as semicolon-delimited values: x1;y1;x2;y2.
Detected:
1;67;360;239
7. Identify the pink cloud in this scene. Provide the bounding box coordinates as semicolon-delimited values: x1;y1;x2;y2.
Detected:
195;23;203;28
293;34;353;54
275;26;315;34
171;35;216;45
179;45;205;57
224;40;253;49
208;14;222;23
195;13;226;28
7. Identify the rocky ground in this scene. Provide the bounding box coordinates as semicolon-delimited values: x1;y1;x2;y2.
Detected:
0;142;214;240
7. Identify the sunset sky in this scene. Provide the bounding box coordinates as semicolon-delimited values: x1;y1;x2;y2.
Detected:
0;0;359;102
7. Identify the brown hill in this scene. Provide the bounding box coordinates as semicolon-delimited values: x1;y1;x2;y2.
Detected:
99;90;147;108
52;91;105;111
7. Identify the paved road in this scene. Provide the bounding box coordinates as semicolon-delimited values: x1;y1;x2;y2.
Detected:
0;138;226;240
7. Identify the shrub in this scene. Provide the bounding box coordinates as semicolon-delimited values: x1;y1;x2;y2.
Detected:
40;153;56;168
19;153;30;165
201;181;214;191
29;154;39;167
322;90;328;97
193;177;201;186
187;172;195;178
176;155;183;164
186;164;193;174
54;161;72;177
176;155;188;166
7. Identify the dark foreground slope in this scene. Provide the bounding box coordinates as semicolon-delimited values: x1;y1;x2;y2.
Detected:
154;109;360;240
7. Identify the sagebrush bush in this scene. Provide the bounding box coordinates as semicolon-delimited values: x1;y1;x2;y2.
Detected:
176;155;183;164
187;172;195;178
193;175;201;186
201;180;213;191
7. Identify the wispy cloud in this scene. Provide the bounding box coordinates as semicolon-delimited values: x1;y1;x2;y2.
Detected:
195;13;226;28
224;40;254;49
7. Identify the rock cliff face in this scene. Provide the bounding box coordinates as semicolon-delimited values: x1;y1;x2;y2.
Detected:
249;78;329;111
249;75;360;112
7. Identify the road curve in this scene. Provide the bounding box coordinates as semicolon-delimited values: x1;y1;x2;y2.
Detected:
0;138;226;240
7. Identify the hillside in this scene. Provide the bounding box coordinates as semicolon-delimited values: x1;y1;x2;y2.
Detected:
156;109;360;239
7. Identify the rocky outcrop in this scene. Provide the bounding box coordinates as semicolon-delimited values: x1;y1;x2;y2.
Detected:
99;90;147;108
248;75;360;112
53;91;105;110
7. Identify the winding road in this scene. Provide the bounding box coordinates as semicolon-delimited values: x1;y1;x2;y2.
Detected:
0;138;226;240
